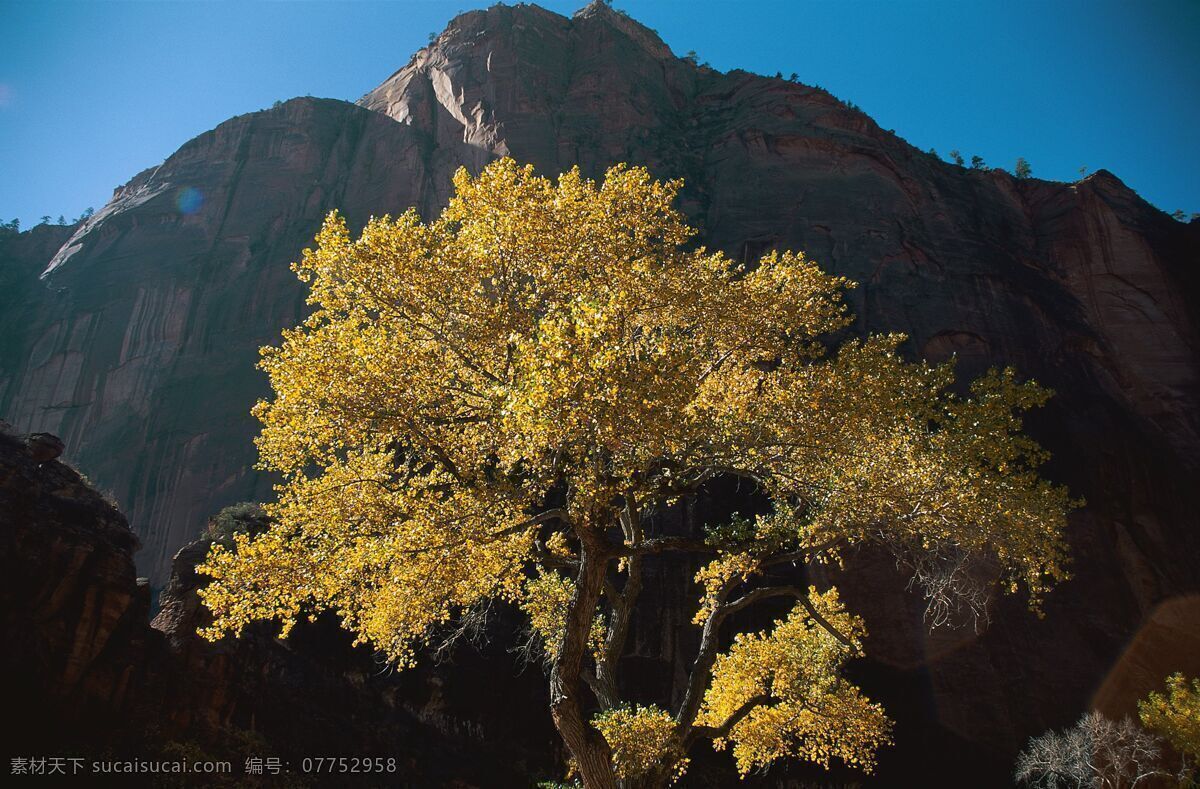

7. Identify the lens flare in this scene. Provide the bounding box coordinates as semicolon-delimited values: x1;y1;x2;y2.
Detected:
176;187;203;215
1092;595;1200;719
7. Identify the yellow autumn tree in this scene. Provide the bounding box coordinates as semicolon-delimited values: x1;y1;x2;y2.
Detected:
199;159;1076;788
1139;673;1200;780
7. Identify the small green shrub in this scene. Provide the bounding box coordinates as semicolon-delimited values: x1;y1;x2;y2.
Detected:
204;502;271;545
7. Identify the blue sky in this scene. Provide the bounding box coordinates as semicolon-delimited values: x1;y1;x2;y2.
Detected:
1;0;1197;228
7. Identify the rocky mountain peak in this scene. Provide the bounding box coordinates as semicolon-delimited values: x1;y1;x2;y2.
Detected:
356;1;700;193
573;0;610;14
571;0;676;60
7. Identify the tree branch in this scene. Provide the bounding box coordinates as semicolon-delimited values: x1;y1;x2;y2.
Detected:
676;582;853;734
675;574;742;729
760;537;843;568
522;508;571;529
593;494;645;709
595;555;641;710
685;693;771;746
614;535;716;557
723;585;853;648
548;540;617;788
533;540;578;571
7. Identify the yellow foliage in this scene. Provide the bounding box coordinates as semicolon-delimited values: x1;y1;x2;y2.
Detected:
593;705;689;782
197;450;531;668
521;569;606;662
697;587;892;775
1139;673;1200;762
694;549;764;625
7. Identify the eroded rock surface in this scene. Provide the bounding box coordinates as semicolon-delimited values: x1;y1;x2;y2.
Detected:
0;427;558;786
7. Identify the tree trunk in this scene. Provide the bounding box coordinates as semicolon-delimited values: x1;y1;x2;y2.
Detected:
618;768;672;789
549;539;618;789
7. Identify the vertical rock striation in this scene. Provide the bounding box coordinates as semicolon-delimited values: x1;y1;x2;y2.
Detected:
3;98;434;584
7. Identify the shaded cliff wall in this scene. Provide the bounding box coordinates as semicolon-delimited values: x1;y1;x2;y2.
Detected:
0;426;153;742
1;98;437;582
0;426;560;787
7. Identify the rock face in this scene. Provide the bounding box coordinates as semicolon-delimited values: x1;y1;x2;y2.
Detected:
0;425;559;786
1;1;1198;783
0;425;152;745
0;98;439;585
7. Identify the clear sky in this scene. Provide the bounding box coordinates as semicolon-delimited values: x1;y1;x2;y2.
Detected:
1;0;1197;229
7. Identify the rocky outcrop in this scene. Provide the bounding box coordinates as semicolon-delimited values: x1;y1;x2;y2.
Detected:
2;2;1198;783
0;424;155;752
0;426;559;786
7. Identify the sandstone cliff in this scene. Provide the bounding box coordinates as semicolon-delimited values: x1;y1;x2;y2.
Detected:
0;426;559;786
0;424;151;742
1;98;438;584
2;2;1197;783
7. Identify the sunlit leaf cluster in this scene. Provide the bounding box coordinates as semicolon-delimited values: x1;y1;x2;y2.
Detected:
697;587;891;774
592;705;688;782
521;569;607;663
1139;673;1200;764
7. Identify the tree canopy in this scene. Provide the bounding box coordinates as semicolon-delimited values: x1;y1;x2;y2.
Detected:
1140;672;1200;773
199;159;1076;788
